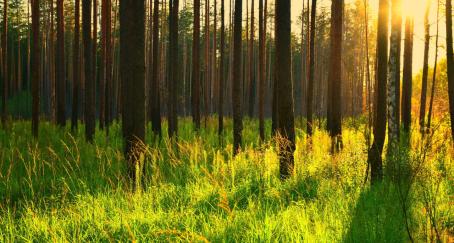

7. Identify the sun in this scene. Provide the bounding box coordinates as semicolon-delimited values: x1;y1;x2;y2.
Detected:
401;0;427;18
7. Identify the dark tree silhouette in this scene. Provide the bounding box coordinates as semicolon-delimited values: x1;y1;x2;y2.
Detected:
120;0;146;182
232;0;243;154
258;0;265;141
419;0;430;132
150;0;161;137
168;0;179;138
32;0;40;137
446;0;454;141
2;0;7;128
71;0;80;132
218;0;225;136
306;0;316;137
275;0;295;179
402;17;414;133
83;0;95;142
327;0;343;153
192;0;201;130
368;0;388;184
56;0;66;127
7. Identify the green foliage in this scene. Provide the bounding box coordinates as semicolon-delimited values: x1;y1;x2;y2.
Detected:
0;118;452;242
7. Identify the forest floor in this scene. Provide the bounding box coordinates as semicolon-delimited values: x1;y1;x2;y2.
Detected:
0;117;453;242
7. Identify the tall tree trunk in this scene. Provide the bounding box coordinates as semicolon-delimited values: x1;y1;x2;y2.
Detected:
56;0;66;127
218;0;225;136
93;0;97;122
232;0;242;154
419;0;431;132
204;0;209;125
402;17;414;133
327;0;343;153
150;0;161;136
100;0;107;130
248;0;255;117
275;0;295;179
387;0;402;149
105;0;112;133
368;0;388;184
32;0;40;137
427;0;440;130
83;0;95;142
192;0;201;130
120;0;146;184
306;0;316;136
71;0;80;132
2;0;7;127
168;0;179;138
446;0;454;141
258;0;265;140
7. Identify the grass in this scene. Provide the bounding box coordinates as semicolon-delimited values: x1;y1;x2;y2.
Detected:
0;117;453;242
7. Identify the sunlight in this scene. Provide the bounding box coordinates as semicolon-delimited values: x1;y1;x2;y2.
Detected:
402;0;426;18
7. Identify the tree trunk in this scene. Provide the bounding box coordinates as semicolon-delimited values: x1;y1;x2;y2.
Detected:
56;0;66;127
446;0;454;141
402;17;414;133
192;0;201;130
387;0;402;149
83;0;95;142
368;0;388;184
258;0;265;140
327;0;343;153
168;0;179;138
71;0;80;132
2;0;7;127
218;0;225;136
150;0;161;136
232;0;242;154
306;0;316;136
120;0;146;184
105;0;112;133
275;0;295;179
248;0;255;118
32;0;40;137
419;0;431;132
427;0;440;130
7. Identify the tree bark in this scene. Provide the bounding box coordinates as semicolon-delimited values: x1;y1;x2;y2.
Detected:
218;0;225;136
402;17;414;133
168;0;179;138
368;0;388;184
327;0;343;153
306;0;316;136
83;0;95;142
2;0;7;127
387;0;402;148
192;0;201;130
71;0;80;132
56;0;66;127
258;0;265;140
446;0;454;141
427;0;440;130
150;0;161;136
275;0;295;179
248;0;255;117
120;0;146;183
232;0;242;154
419;0;431;132
32;0;40;137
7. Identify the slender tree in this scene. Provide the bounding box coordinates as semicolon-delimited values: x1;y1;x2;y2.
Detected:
248;0;255;117
427;0;440;130
105;0;112;133
402;17;414;133
419;0;431;132
100;0;106;130
387;0;402;149
218;0;225;136
2;0;7;127
368;0;388;184
32;0;40;137
168;0;179;138
258;0;265;140
71;0;80;132
120;0;146;183
275;0;295;179
83;0;95;142
232;0;242;153
56;0;66;127
150;0;161;136
446;0;454;141
327;0;343;153
306;0;316;136
192;0;201;130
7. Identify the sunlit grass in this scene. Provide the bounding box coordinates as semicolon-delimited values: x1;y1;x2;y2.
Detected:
0;117;452;242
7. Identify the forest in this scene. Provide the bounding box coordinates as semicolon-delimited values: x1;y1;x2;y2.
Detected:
0;0;453;241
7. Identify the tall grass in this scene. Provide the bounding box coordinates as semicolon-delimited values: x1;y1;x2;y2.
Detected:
0;117;452;242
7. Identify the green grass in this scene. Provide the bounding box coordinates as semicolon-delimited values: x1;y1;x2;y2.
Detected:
0;117;453;242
